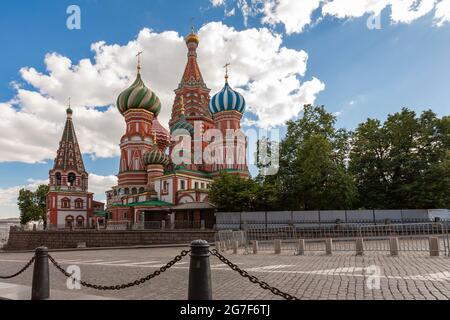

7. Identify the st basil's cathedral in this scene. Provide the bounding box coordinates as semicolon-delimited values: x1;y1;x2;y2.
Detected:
46;28;249;229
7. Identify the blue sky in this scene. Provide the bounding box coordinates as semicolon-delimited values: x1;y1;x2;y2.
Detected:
0;0;449;218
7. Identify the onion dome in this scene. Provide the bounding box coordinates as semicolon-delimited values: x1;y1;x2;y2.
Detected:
116;73;161;117
143;148;170;166
186;26;199;45
143;136;170;166
170;97;194;135
209;79;246;115
152;117;171;151
66;98;73;116
171;115;194;135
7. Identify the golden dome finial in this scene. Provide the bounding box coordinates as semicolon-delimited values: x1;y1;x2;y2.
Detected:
153;130;157;144
223;63;230;83
186;22;199;45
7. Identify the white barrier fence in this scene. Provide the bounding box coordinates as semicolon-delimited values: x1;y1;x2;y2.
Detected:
215;222;450;256
215;209;450;230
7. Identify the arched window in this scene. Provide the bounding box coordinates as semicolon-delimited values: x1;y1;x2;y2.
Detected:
131;187;137;195
113;189;117;196
68;173;76;186
61;198;70;208
76;216;85;228
65;215;74;228
124;188;129;195
55;172;62;186
75;198;83;209
139;187;145;194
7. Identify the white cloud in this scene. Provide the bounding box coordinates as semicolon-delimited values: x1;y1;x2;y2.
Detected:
390;0;436;23
199;22;324;127
1;22;323;163
211;0;226;6
319;0;438;25
244;75;325;128
215;0;447;33
434;0;450;26
88;174;118;202
0;179;48;219
261;0;322;34
226;7;236;16
322;0;390;18
238;0;252;25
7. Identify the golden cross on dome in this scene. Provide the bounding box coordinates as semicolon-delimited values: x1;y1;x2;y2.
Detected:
223;63;230;82
190;18;196;34
68;97;71;108
136;51;143;73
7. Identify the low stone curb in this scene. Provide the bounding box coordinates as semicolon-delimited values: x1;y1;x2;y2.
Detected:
0;242;212;254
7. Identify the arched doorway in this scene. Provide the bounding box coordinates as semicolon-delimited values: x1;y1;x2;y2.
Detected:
65;215;74;229
76;215;85;228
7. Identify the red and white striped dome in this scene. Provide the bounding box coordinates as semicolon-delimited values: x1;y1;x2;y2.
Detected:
152;117;171;151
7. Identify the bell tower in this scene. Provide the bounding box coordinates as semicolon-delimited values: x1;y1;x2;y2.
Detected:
47;103;94;229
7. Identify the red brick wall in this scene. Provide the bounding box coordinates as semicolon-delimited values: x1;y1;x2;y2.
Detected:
5;229;215;251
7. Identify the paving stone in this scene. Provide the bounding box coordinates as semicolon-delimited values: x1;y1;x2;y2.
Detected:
1;248;450;300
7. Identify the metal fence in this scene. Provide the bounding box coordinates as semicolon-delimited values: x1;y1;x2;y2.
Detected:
215;209;450;230
358;222;449;253
0;228;9;249
215;230;248;250
106;220;129;230
217;222;450;256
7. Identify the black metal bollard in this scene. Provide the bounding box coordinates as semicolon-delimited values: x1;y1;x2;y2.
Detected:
188;240;212;300
31;246;50;300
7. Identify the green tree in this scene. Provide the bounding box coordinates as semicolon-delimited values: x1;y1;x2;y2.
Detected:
349;118;390;208
17;184;49;225
350;108;450;209
295;134;356;210
267;105;356;210
208;173;254;212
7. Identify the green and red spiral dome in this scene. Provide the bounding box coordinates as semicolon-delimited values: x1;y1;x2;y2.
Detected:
143;147;170;166
116;73;161;116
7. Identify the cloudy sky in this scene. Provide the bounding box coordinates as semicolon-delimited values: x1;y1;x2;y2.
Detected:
0;0;449;218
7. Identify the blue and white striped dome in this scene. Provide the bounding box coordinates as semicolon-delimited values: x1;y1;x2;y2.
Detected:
209;82;246;115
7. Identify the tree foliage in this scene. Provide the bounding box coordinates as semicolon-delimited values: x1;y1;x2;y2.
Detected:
17;184;49;225
208;106;449;211
208;173;280;212
350;108;450;209
263;105;357;210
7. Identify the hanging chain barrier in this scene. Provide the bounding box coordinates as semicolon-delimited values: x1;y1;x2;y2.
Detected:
209;248;299;300
2;243;299;299
0;256;35;279
47;250;190;291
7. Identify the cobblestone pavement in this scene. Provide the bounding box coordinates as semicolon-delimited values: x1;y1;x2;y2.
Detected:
1;247;450;300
